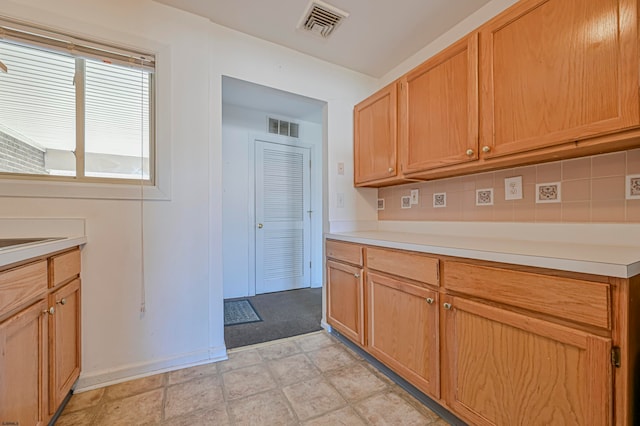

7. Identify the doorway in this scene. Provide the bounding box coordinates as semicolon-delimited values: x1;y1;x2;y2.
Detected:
254;140;311;294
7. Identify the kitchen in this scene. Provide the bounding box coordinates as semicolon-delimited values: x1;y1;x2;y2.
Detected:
1;0;640;424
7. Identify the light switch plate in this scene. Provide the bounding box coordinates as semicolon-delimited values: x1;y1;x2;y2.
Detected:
504;176;523;200
377;199;385;210
337;162;344;175
410;189;419;205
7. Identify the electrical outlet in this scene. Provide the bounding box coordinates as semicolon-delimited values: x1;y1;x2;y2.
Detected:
504;176;523;200
337;162;345;175
410;189;419;205
337;193;344;208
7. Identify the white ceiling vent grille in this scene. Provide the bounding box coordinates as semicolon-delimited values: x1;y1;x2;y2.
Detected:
298;1;349;39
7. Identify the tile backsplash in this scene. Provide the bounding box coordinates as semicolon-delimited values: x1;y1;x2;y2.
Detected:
378;149;640;223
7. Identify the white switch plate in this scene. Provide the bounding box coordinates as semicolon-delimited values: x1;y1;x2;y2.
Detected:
377;199;385;210
410;189;419;205
337;162;345;175
504;176;523;200
337;193;344;208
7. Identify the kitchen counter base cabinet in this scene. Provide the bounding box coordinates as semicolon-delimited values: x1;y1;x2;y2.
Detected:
0;299;48;426
326;260;365;346
367;272;439;398
0;247;81;425
441;295;611;426
325;238;640;425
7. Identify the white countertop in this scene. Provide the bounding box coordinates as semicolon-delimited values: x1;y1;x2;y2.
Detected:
0;236;88;268
326;230;640;278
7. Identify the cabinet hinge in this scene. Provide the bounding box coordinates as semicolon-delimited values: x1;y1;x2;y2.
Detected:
611;347;621;368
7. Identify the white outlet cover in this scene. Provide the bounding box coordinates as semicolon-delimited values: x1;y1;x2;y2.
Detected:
401;196;411;209
626;174;640;199
410;189;419;205
536;182;561;203
476;188;494;206
504;176;523;200
433;192;446;208
377;198;385;210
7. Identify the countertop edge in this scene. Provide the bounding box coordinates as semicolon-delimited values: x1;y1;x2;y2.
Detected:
0;236;87;268
325;232;639;279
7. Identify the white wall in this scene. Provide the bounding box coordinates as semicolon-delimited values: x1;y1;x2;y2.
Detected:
0;0;377;388
222;104;323;299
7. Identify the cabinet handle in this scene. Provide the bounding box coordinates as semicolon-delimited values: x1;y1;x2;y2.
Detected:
57;298;67;306
354;273;360;278
482;146;491;153
426;298;434;304
43;307;55;315
443;302;452;310
465;149;474;157
388;167;394;173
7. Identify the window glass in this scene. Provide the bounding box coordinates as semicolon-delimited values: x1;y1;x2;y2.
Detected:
84;60;151;179
0;41;76;176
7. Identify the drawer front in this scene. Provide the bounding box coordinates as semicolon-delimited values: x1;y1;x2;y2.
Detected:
50;249;81;288
367;247;439;286
444;261;610;329
326;240;363;266
0;261;47;315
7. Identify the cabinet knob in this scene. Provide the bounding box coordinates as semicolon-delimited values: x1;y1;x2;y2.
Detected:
354;273;360;278
465;149;474;157
443;302;452;310
482;146;491;153
57;298;67;306
43;307;55;315
426;297;434;304
388;167;394;173
257;223;263;229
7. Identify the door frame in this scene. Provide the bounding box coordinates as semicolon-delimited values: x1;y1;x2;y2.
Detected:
247;132;315;296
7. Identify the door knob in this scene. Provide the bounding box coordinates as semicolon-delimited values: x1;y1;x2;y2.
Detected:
257;223;263;229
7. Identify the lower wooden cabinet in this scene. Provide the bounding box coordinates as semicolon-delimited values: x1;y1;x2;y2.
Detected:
0;247;82;424
441;295;612;426
326;260;365;345
0;299;48;426
325;239;636;425
49;278;81;414
367;272;439;398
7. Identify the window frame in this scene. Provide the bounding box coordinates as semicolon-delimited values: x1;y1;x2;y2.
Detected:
0;17;157;186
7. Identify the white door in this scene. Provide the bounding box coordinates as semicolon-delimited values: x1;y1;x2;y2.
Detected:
255;140;311;294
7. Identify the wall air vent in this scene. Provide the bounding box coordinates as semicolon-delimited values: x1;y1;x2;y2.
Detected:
268;117;299;138
298;1;349;39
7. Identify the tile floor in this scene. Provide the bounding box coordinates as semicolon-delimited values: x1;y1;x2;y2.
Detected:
56;331;450;425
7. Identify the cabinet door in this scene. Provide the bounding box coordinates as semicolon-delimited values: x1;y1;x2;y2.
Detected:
354;82;398;185
49;278;81;413
326;260;365;345
442;295;612;426
367;273;439;398
480;0;639;158
0;299;48;426
401;33;479;173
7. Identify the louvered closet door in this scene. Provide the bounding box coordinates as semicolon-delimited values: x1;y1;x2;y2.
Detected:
255;141;311;294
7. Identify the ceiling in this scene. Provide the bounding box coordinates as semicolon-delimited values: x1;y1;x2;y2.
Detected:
153;0;492;78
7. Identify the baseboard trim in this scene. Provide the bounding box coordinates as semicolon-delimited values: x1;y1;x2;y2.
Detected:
329;330;467;426
74;345;228;392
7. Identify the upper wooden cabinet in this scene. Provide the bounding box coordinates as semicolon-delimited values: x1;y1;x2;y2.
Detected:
480;0;640;158
354;82;400;186
401;33;479;174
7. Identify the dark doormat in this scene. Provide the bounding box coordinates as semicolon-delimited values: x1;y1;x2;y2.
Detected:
224;287;322;349
224;299;262;326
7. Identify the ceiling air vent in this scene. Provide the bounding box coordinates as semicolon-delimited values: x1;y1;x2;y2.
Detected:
298;1;349;39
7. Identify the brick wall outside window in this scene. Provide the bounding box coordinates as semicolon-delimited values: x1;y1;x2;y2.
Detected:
0;130;47;174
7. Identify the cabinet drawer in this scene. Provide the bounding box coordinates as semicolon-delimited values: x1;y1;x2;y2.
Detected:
366;247;439;286
444;261;610;329
0;261;47;315
49;249;81;288
326;240;363;266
